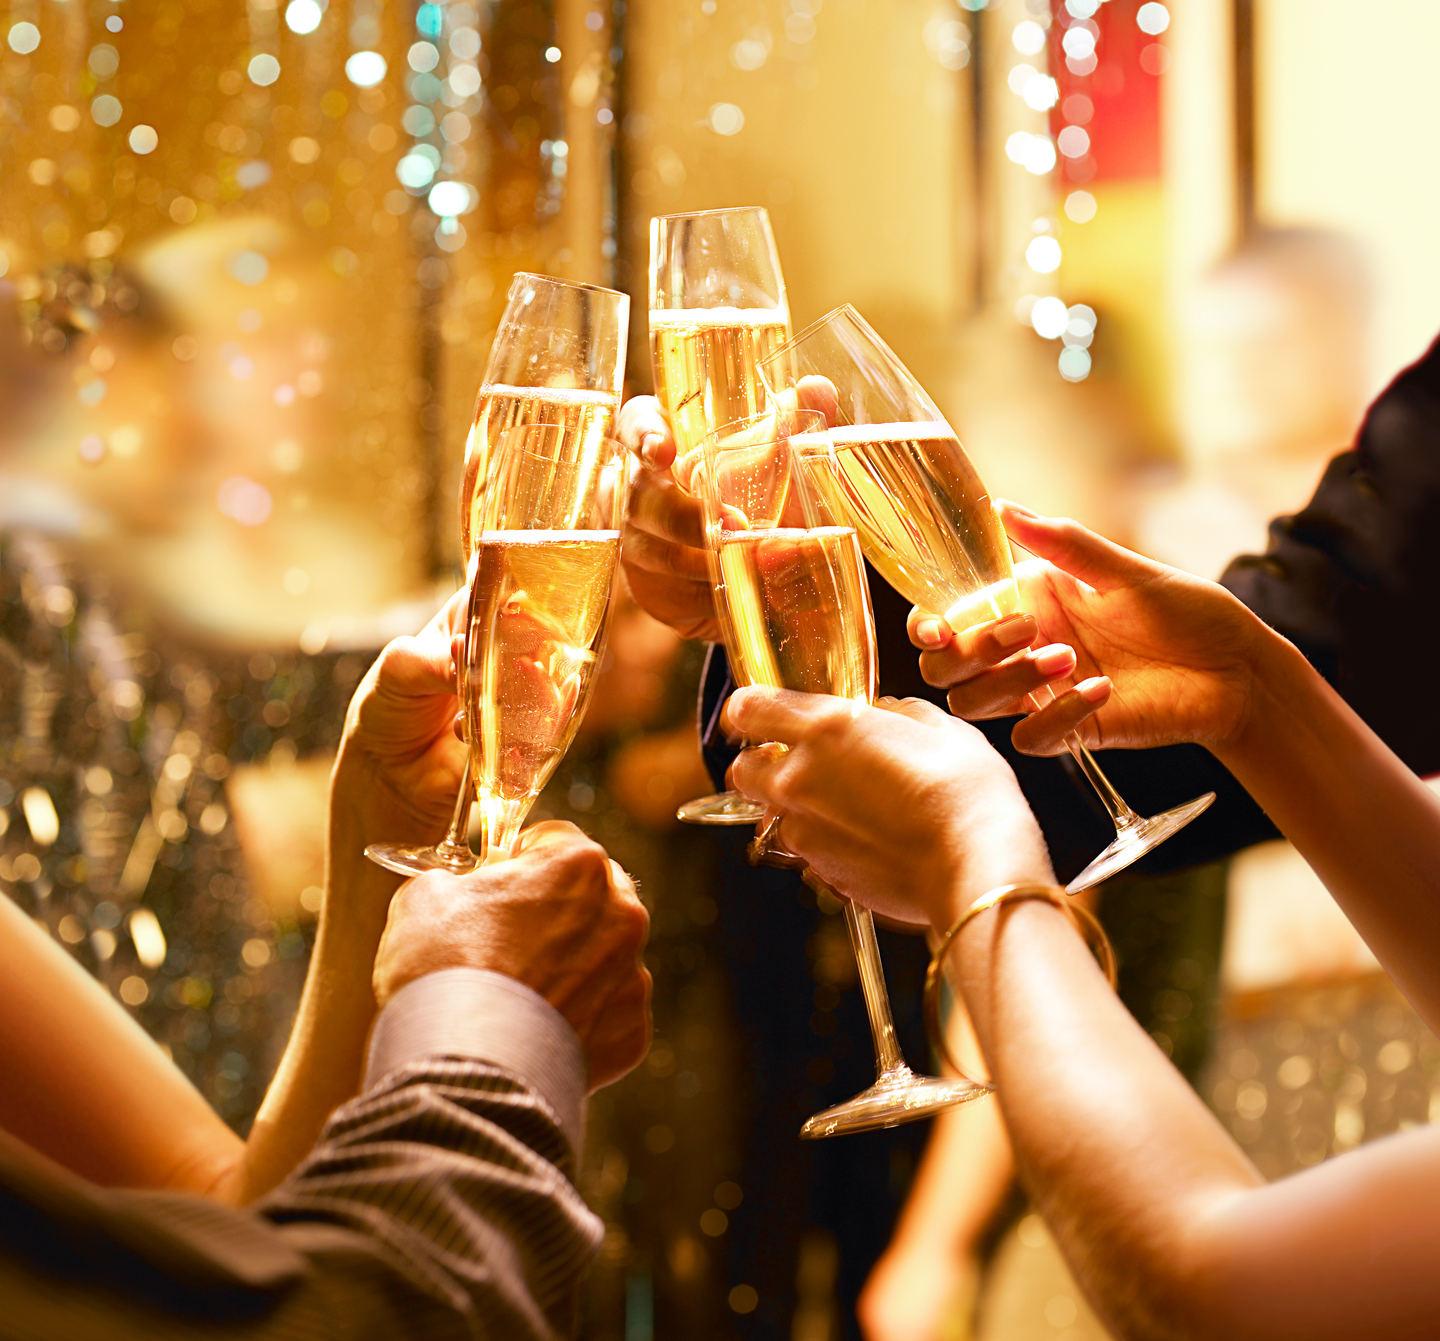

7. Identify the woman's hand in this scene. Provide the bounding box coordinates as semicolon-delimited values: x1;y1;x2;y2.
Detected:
616;395;719;642
912;504;1272;757
724;689;1053;930
331;585;471;850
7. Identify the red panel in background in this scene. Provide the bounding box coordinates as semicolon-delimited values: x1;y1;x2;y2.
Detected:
1048;0;1163;183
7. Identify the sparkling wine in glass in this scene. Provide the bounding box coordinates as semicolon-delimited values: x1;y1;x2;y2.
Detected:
699;410;990;1137
649;206;795;822
761;306;1214;893
462;424;628;860
366;273;628;878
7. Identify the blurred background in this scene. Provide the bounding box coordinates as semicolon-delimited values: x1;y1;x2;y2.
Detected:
3;1;1440;1339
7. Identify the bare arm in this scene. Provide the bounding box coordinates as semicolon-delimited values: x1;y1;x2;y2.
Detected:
0;891;245;1193
915;507;1440;1034
859;1099;1015;1341
0;592;472;1204
726;687;1440;1339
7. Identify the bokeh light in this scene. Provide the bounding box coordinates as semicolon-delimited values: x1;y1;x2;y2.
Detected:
248;54;281;87
1011;20;1047;56
284;0;322;35
1137;3;1172;35
1026;236;1062;274
708;103;745;136
8;21;40;54
128;125;159;155
345;51;387;87
1065;190;1098;223
1031;296;1069;339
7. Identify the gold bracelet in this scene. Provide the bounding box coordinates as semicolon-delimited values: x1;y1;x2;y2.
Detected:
923;882;1118;1085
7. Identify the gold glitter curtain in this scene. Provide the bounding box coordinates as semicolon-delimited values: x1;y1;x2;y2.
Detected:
1;0;566;572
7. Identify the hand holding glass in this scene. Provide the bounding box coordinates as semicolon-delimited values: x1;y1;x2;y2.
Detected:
761;306;1213;892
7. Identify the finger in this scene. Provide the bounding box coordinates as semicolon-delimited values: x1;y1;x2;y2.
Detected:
1010;677;1111;756
795;374;839;426
429;583;471;640
906;605;954;651
619;562;718;641
724;685;854;747
997;502;1167;594
943;643;1078;720
620;524;711;582
617;395;676;470
515;819;587;852
372;633;456;700
452;711;465;742
726;737;792;804
627;467;705;549
916;613;1039;688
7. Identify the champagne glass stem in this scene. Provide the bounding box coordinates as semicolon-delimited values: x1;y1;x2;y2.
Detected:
432;764;477;868
1028;683;1143;831
477;798;528;865
844;900;907;1075
1065;736;1143;831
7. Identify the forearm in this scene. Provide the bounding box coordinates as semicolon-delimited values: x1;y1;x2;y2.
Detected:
236;760;401;1203
1214;633;1440;1030
950;898;1261;1339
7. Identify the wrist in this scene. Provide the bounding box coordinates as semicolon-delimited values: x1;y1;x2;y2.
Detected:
1211;626;1315;773
933;821;1055;932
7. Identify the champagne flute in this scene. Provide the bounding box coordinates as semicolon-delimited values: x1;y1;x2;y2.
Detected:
462;423;628;862
698;410;990;1137
460;273;629;555
761;306;1214;893
366;274;628;877
648;205;795;823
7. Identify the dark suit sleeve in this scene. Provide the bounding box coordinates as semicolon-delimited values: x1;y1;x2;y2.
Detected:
0;970;601;1341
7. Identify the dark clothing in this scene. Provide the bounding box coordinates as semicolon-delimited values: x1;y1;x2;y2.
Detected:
0;968;598;1341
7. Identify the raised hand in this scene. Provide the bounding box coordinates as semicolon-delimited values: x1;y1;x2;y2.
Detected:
373;822;653;1092
335;585;471;845
911;503;1271;757
616;394;719;642
724;688;1053;929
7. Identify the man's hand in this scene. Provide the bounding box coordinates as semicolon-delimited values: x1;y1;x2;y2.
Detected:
910;503;1270;757
725;689;1053;930
617;395;720;642
373;822;652;1091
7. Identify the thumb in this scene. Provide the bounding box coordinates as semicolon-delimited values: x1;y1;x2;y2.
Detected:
997;502;1166;594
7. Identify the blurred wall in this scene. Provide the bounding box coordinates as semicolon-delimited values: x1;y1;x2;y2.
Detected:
617;0;974;385
1256;0;1440;395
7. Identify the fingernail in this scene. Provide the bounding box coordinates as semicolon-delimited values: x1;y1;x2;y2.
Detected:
1077;676;1110;703
1032;644;1075;676
994;613;1035;648
641;433;663;467
917;618;946;648
997;498;1039;520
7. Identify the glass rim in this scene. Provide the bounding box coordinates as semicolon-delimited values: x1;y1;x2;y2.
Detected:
699;407;829;454
508;270;628;300
650;204;772;224
757;301;862;370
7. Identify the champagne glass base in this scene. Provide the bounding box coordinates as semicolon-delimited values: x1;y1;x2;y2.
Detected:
1065;792;1216;895
800;1065;991;1140
676;791;768;825
364;841;479;877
